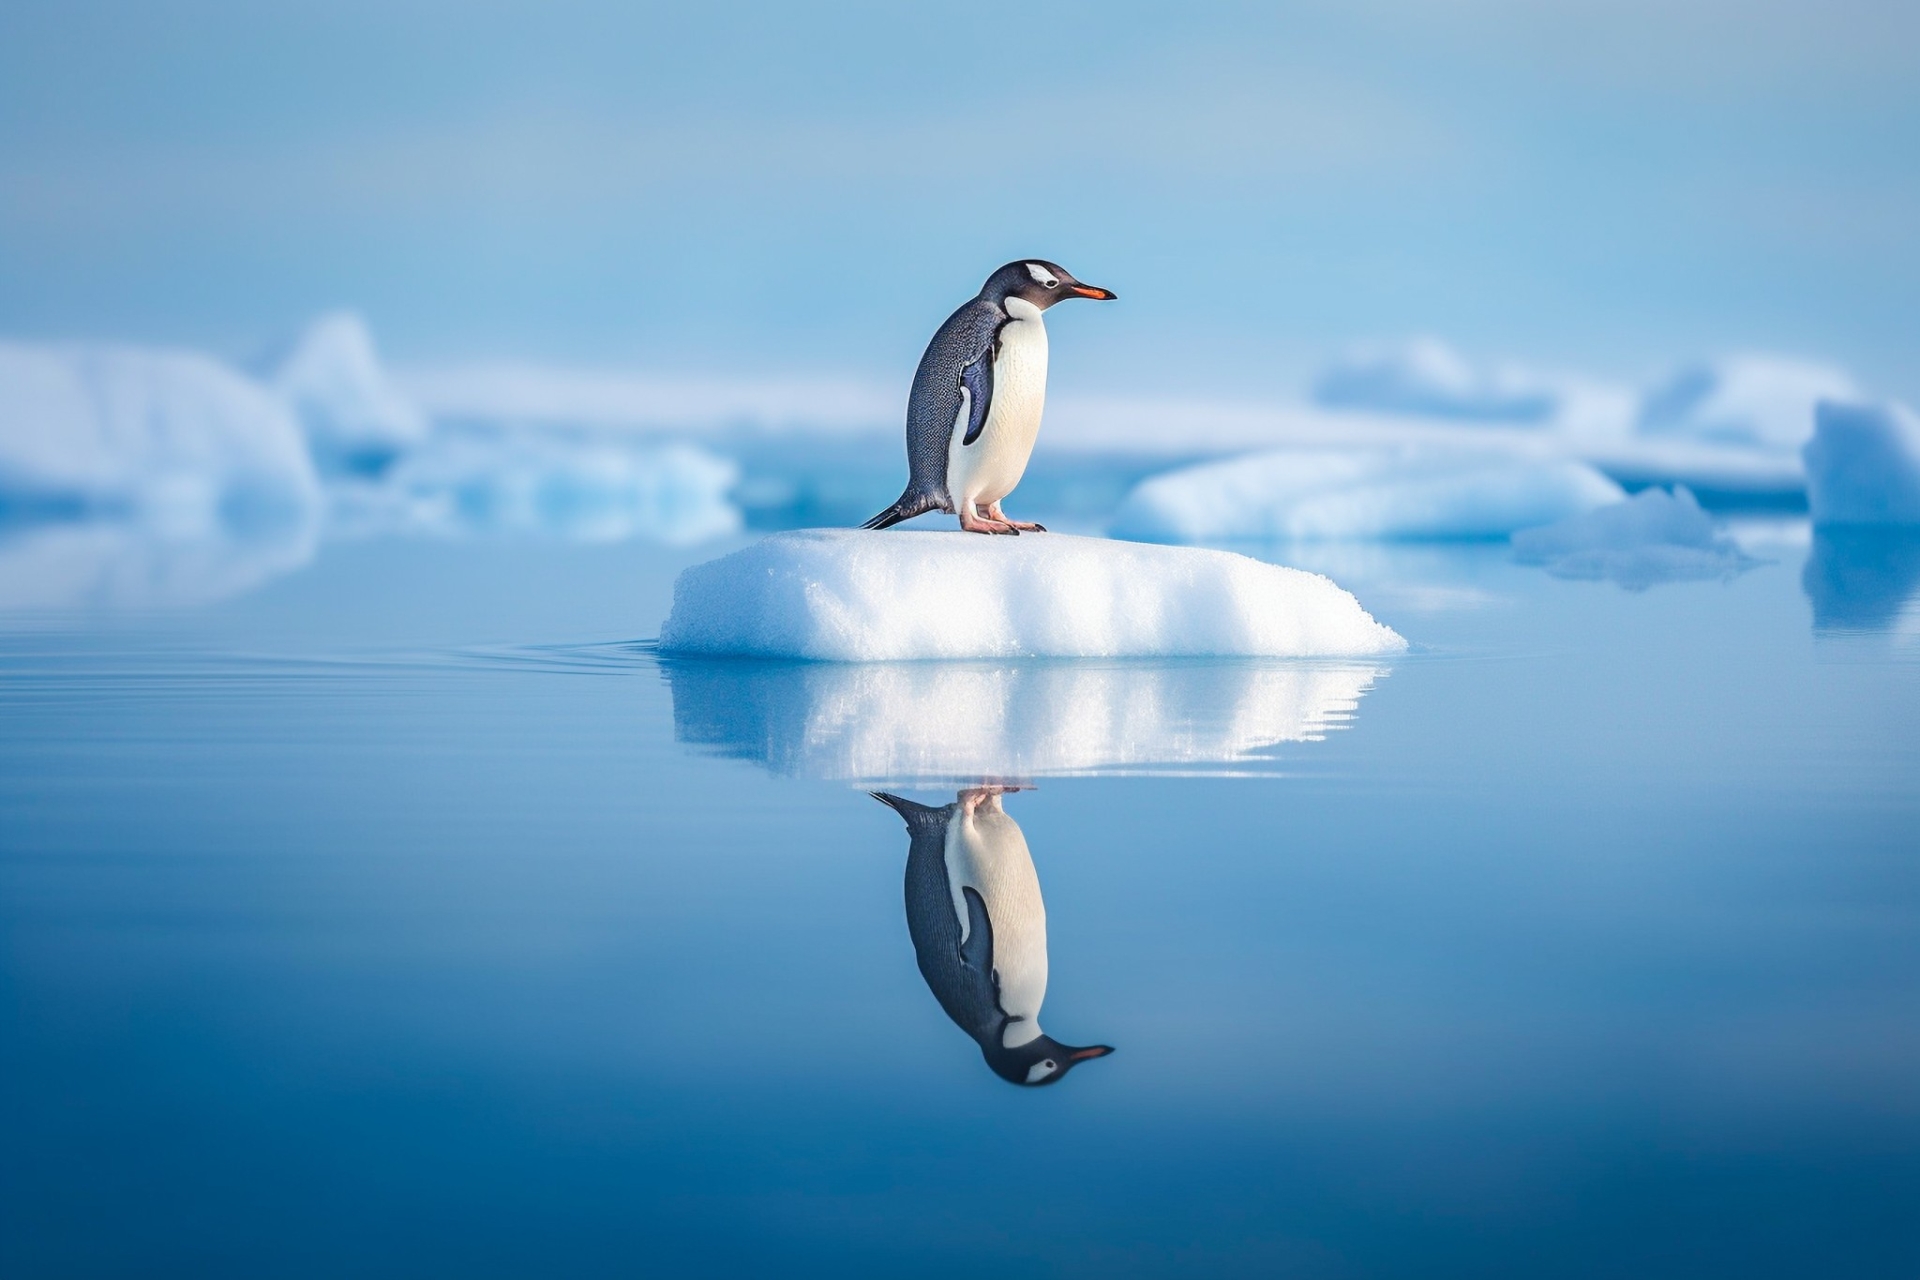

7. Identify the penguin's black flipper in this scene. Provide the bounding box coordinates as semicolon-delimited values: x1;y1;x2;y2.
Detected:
958;346;995;447
958;885;995;976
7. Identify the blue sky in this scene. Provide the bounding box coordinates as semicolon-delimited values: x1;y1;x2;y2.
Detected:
2;0;1916;400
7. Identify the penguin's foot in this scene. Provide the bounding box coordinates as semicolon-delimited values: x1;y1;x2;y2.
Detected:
959;511;1019;535
985;504;1046;533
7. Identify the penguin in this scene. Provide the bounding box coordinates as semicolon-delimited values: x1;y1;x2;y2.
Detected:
862;260;1116;535
871;787;1114;1086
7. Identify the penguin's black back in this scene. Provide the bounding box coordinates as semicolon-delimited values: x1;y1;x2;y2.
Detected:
862;299;1005;528
871;793;1006;1047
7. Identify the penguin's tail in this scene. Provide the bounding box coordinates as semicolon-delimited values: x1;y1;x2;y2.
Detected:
860;489;941;531
869;791;946;830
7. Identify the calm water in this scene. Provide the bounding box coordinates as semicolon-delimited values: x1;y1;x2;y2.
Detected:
2;530;1917;1277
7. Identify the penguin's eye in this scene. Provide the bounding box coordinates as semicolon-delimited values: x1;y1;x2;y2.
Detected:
1025;263;1060;289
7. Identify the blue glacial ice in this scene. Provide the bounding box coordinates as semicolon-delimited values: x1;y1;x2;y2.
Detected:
1109;448;1624;543
658;530;1405;661
665;656;1387;782
1803;400;1920;526
1510;486;1757;590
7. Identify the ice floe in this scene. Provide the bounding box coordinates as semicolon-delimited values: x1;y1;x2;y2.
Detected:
1510;486;1757;589
257;312;429;476
1109;448;1624;543
1803;400;1920;526
1314;337;1559;424
658;530;1404;661
666;656;1386;782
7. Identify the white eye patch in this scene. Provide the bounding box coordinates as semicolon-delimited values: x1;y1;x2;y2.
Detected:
1025;263;1059;288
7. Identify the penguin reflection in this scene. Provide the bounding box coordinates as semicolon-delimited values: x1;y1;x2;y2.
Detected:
872;787;1113;1086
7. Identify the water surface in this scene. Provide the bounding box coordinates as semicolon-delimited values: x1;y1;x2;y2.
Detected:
2;532;1916;1277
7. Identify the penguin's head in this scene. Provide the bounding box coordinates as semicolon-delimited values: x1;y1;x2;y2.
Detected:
980;260;1117;312
984;1035;1115;1087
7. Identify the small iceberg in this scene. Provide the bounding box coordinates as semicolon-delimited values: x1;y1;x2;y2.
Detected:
0;339;321;531
1510;486;1756;589
1110;448;1623;543
1803;400;1920;526
257;312;429;478
666;657;1387;782
658;530;1405;661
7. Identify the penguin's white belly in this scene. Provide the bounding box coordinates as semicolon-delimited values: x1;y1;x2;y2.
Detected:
943;805;1049;1045
947;313;1048;513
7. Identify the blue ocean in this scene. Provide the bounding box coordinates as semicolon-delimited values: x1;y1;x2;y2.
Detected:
3;521;1915;1276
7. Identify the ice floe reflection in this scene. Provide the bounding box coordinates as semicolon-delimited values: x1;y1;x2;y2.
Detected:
872;788;1112;1087
1802;528;1920;637
665;656;1386;783
0;509;319;611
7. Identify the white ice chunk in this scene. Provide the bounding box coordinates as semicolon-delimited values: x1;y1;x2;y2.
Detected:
1803;400;1920;526
1314;337;1559;423
1638;355;1856;452
667;658;1387;782
258;312;428;474
659;530;1404;661
1110;448;1624;543
1510;486;1756;589
0;340;320;531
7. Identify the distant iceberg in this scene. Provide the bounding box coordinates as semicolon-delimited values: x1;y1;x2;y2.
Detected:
1638;356;1856;452
1314;337;1560;424
1510;486;1756;589
334;429;741;544
257;312;429;477
0;340;321;533
666;657;1387;782
1110;448;1624;543
1803;400;1920;526
659;530;1404;661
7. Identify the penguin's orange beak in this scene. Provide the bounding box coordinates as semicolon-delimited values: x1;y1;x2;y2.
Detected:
1070;284;1117;300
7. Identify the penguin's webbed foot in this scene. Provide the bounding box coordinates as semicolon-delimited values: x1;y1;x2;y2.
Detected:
984;504;1045;533
958;512;1019;535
